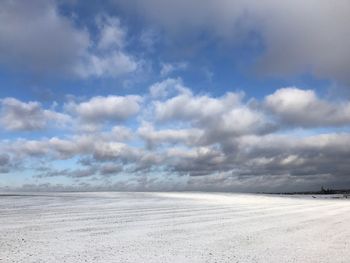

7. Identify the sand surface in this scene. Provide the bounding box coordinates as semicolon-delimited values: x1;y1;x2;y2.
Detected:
1;192;350;262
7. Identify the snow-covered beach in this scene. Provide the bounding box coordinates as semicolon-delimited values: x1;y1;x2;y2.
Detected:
1;192;350;263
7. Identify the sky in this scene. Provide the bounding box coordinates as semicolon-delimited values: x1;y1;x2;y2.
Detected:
1;0;350;192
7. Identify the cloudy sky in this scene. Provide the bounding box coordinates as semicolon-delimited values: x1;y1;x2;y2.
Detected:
1;0;350;192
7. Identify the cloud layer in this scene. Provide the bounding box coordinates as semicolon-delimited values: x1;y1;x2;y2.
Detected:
114;0;350;83
1;0;349;84
0;0;138;78
0;1;349;192
1;80;350;191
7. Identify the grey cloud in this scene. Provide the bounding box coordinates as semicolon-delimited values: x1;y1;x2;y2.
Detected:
0;154;10;173
113;0;350;84
159;133;350;191
3;136;90;159
37;162;122;178
0;121;142;177
37;166;97;178
255;0;350;84
153;87;275;144
63;167;97;178
96;15;126;51
74;51;138;79
3;131;350;191
1;0;348;83
113;0;249;38
3;174;186;192
74;14;139;78
99;163;123;175
145;132;350;187
138;122;203;148
185;172;338;193
109;126;134;141
3;85;350;191
92;142;142;163
4;135;134;161
0;0;138;78
0;0;88;75
265;87;350;128
149;78;188;99
3;0;347;83
231;133;350;178
0;154;9;166
165;146;229;177
154;89;242;122
0;98;71;131
67;95;142;123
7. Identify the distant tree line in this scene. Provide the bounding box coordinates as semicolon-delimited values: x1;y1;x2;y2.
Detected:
264;186;350;195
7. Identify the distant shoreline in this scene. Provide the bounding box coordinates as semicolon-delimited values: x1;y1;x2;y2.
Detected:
264;188;350;195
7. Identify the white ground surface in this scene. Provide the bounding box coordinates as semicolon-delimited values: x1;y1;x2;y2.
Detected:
1;192;350;263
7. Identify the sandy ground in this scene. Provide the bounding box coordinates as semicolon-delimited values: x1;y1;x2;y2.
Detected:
0;192;350;263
